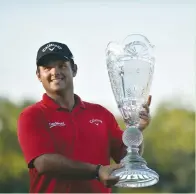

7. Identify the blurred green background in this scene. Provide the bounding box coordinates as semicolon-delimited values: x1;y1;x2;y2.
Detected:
0;98;195;193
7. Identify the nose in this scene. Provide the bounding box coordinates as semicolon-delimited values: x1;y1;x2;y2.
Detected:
50;65;61;75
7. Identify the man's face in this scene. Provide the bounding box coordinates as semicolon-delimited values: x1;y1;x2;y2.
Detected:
37;56;76;94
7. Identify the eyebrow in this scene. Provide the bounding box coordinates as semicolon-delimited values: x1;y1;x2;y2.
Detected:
43;60;70;67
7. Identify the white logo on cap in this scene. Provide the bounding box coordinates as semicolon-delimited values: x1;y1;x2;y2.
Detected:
42;44;62;52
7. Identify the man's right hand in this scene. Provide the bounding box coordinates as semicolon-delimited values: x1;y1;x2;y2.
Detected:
98;164;123;188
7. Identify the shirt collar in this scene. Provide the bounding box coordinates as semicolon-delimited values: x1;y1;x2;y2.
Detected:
42;93;86;110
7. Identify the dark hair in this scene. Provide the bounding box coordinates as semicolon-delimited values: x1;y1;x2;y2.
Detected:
36;59;75;74
36;66;40;74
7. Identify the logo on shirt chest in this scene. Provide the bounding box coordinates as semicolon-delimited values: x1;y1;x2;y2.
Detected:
89;119;103;126
49;122;66;128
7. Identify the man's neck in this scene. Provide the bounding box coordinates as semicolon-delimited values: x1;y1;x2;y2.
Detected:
47;92;75;111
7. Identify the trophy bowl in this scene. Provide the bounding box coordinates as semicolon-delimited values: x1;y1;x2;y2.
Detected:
106;34;159;188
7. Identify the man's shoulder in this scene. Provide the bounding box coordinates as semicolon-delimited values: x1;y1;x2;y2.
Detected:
83;101;113;115
19;101;43;118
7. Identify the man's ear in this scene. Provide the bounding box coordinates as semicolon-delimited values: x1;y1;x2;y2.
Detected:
72;63;78;77
36;68;42;82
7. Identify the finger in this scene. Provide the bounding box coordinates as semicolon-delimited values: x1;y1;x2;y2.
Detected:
147;95;152;106
106;176;120;188
108;176;120;181
139;115;150;121
110;163;123;171
142;104;150;113
139;111;149;116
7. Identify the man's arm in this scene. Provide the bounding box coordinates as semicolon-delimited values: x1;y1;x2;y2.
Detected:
33;154;97;179
17;110;97;180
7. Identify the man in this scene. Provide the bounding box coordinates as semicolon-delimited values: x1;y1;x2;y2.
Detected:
17;42;151;193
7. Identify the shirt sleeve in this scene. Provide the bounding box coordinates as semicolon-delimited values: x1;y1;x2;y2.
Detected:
17;108;56;167
107;111;127;164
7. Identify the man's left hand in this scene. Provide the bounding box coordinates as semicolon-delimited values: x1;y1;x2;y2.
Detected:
139;95;152;131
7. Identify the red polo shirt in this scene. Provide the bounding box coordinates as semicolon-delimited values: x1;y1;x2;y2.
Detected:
17;93;125;193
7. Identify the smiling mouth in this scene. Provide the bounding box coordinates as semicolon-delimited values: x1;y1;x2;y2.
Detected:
51;78;65;83
51;77;64;81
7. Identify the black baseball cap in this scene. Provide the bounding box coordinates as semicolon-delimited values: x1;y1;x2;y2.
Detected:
36;42;73;66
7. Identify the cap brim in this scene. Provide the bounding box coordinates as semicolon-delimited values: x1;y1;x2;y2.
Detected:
36;53;69;66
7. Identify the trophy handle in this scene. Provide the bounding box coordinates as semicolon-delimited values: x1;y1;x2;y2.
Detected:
123;34;155;49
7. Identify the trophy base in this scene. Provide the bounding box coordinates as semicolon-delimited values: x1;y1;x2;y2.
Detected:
111;152;159;188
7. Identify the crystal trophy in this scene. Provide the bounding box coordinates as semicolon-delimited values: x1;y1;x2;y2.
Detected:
106;34;159;188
